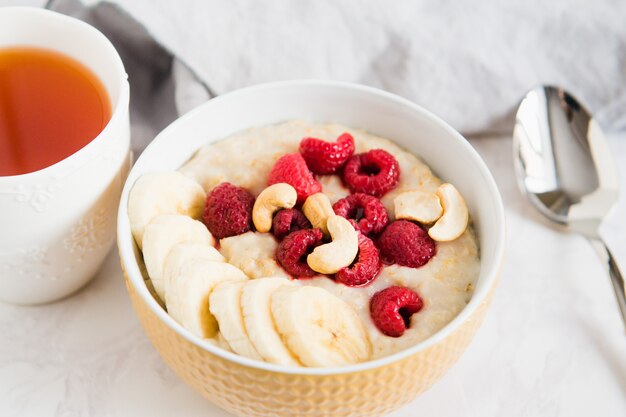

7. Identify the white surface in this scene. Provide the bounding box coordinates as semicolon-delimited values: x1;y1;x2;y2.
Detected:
1;133;625;416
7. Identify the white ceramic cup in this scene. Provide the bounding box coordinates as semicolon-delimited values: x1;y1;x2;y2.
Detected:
0;7;130;304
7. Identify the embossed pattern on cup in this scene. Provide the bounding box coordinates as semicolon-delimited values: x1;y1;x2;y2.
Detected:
0;7;130;305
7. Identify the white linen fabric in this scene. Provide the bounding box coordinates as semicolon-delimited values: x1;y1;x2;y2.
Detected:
93;0;626;135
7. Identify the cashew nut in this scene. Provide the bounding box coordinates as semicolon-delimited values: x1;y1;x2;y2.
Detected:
302;193;335;235
252;183;297;233
428;183;468;242
394;190;443;224
307;215;358;274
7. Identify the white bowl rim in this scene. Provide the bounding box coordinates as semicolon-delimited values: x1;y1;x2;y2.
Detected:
118;79;506;376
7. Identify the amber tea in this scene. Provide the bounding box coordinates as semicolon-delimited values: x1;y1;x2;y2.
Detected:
0;47;111;176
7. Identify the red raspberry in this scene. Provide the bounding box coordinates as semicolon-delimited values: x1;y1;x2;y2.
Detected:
268;153;322;204
335;234;381;287
342;149;400;197
271;208;312;240
333;193;388;236
202;182;255;239
370;286;423;337
299;132;355;174
276;228;323;278
377;220;436;268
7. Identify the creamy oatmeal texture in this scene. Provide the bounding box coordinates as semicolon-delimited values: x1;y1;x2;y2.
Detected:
178;120;480;360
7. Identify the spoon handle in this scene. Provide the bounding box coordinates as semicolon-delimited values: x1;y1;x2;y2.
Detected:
588;238;626;330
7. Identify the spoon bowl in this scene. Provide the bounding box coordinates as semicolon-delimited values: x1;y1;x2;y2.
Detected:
513;85;626;328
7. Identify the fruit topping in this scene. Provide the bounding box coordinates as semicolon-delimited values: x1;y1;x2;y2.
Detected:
127;171;205;250
299;132;355;174
271;285;372;366
370;286;423;337
202;182;255;239
268;153;321;204
240;277;300;365
342;149;400;197
272;208;312;240
377;220;436;268
335;234;381;287
166;259;248;339
333;193;388;235
276;228;324;278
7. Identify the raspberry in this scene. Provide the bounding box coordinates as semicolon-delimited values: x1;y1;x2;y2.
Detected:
276;228;323;278
271;208;312;240
299;132;355;174
333;193;388;236
335;234;381;287
342;149;400;197
370;286;423;337
202;182;255;239
377;220;436;268
268;153;322;204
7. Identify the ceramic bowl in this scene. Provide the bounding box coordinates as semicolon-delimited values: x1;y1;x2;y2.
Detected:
0;7;130;305
117;81;504;417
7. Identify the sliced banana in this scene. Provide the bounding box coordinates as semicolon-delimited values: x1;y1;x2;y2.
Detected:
241;277;300;366
271;286;371;367
162;242;225;301
128;171;206;249
166;259;248;338
142;214;215;300
209;280;263;360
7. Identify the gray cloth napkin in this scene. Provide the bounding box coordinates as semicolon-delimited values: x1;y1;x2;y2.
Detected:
49;0;626;153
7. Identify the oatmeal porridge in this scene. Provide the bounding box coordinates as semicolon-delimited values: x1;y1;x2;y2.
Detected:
127;120;480;366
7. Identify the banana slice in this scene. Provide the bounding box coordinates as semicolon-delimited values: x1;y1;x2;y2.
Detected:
241;277;300;366
162;242;225;301
209;280;263;360
271;286;371;367
142;214;215;300
128;171;206;249
166;259;248;338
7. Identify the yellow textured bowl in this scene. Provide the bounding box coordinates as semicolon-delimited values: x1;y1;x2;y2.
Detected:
118;81;505;417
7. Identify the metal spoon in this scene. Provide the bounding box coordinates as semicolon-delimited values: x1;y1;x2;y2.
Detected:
513;85;626;329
